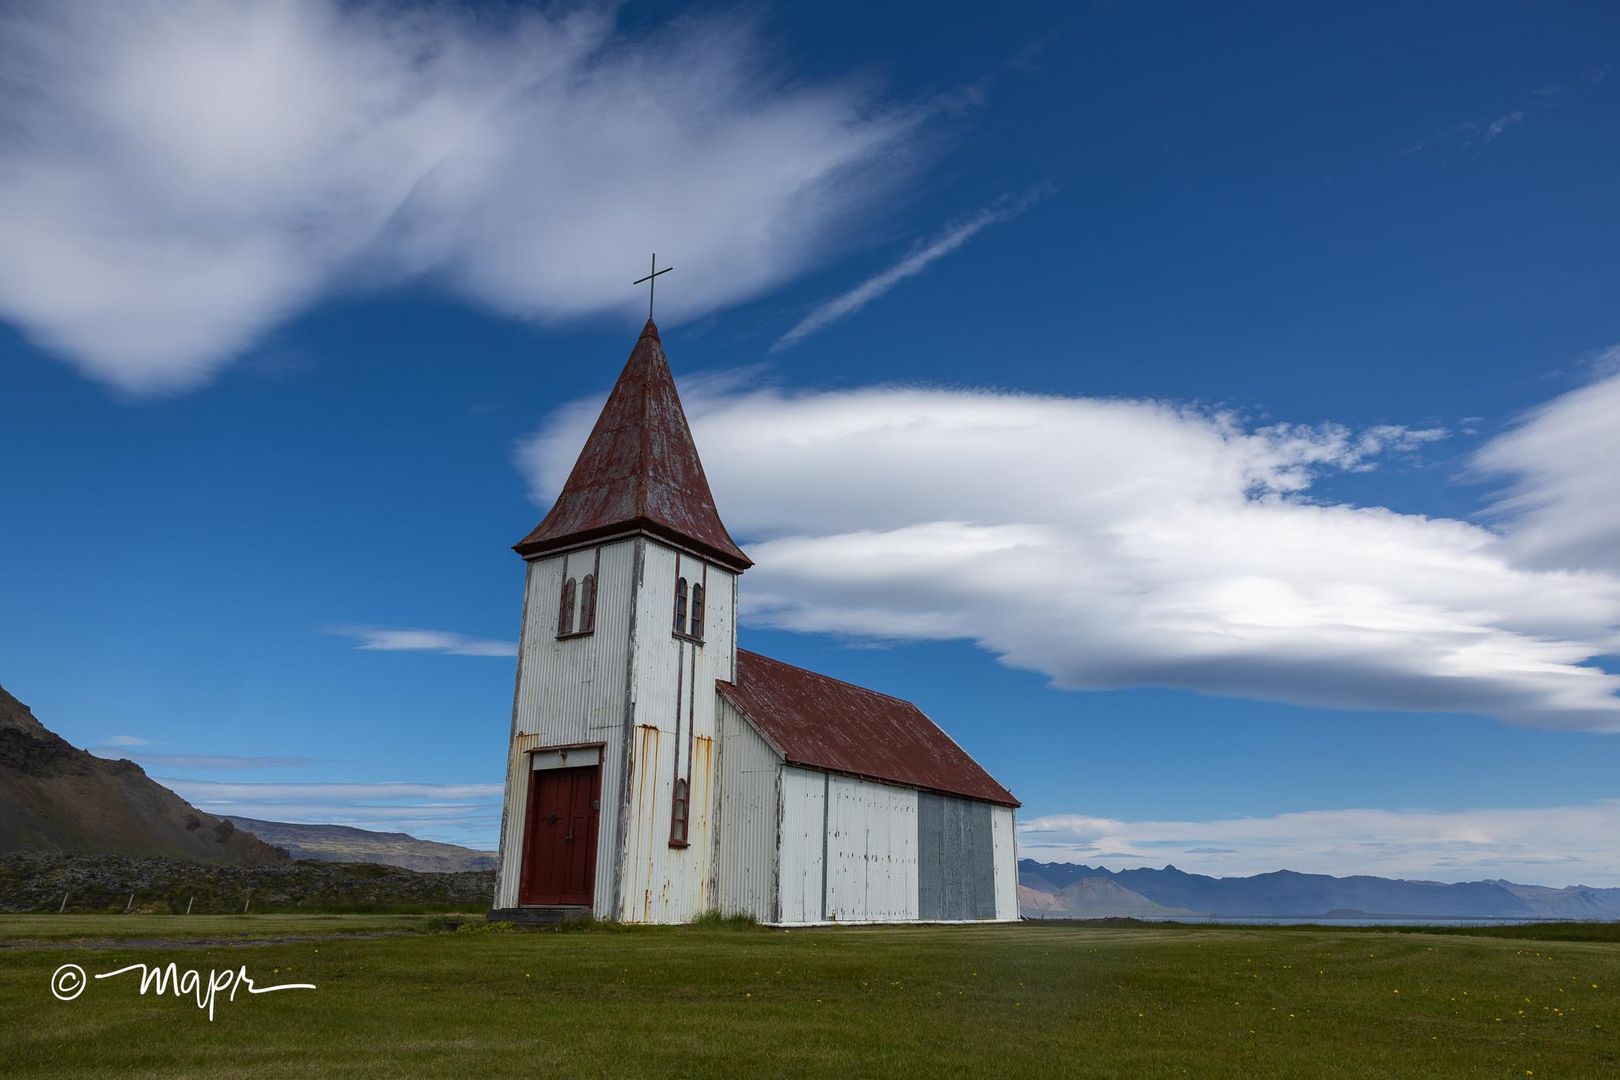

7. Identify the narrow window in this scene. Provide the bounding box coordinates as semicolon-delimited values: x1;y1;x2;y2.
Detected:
579;573;597;634
669;777;690;847
689;583;705;641
673;576;688;635
557;577;576;637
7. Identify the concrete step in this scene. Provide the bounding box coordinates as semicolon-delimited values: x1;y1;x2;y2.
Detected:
487;905;593;926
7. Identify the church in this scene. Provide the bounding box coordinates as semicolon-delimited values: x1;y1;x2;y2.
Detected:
489;320;1020;925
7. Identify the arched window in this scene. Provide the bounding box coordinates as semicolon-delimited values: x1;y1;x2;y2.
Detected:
578;573;597;634
673;576;688;635
669;776;690;847
689;583;705;641
557;577;576;637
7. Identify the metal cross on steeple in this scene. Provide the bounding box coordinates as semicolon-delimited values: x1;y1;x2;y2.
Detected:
632;254;673;321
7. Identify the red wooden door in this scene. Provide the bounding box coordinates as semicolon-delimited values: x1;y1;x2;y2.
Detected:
519;765;601;906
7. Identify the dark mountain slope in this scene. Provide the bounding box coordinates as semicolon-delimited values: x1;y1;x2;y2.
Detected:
0;683;286;865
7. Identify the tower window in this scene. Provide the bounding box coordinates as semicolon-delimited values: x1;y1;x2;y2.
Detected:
673;576;688;635
689;583;705;641
669;777;690;848
579;573;597;634
557;577;576;637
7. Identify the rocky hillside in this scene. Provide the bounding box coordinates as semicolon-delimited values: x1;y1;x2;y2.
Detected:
0;852;493;913
0;683;286;865
225;817;497;872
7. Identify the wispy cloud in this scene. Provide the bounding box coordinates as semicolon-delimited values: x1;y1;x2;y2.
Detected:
772;193;1042;352
1019;800;1620;887
325;625;516;657
93;750;317;770
101;734;150;747
162;777;503;848
1484;109;1527;140
162;779;503;802
0;1;931;394
1474;347;1620;575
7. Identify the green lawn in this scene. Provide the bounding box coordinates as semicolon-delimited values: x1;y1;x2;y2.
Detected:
1;915;1616;1078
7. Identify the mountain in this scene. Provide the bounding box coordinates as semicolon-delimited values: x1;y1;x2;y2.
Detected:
225;817;497;873
1019;860;1620;920
0;683;286;865
1019;877;1196;918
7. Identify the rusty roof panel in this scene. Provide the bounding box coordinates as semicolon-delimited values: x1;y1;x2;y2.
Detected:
515;320;752;570
718;650;1019;807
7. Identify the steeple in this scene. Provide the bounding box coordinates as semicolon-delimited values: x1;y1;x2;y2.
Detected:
514;320;751;571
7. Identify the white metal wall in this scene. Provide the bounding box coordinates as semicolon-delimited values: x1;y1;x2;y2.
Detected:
617;541;737;923
990;804;1019;921
495;541;638;913
777;766;922;924
777;766;826;923
825;774;920;922
713;698;780;921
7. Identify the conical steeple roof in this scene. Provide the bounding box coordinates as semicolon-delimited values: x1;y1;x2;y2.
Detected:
514;320;751;570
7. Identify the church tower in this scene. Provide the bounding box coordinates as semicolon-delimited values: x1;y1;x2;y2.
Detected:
490;320;751;923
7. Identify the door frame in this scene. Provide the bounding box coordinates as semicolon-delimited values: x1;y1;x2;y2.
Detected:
518;743;604;907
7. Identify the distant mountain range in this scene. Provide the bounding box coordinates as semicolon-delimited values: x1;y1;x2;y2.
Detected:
224;817;497;873
1019;860;1620;920
0;683;285;865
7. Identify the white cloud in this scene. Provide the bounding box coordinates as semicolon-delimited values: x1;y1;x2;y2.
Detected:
773;194;1038;351
101;734;151;747
1018;801;1620;887
0;1;925;393
1475;355;1620;575
520;373;1620;731
326;625;517;657
161;779;503;801
1485;109;1527;140
164;778;503;848
94;751;317;770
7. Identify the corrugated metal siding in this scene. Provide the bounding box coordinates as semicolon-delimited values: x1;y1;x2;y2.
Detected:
917;791;997;921
617;540;736;922
714;697;780;920
777;766;826;923
991;805;1019;921
825;774;919;922
494;541;637;913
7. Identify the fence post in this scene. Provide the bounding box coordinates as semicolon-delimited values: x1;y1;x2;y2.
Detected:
186;896;194;915
58;892;69;914
125;893;134;914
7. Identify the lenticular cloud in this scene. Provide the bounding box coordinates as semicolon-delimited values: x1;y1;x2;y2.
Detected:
0;1;919;393
520;373;1620;732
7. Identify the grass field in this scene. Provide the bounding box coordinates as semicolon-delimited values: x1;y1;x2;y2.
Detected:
2;915;1616;1078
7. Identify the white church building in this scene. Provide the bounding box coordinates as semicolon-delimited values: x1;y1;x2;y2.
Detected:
490;321;1020;925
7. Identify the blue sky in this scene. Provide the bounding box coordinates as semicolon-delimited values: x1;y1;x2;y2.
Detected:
2;1;1618;884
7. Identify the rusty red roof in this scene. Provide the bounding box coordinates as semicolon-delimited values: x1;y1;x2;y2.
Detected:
718;650;1018;807
515;320;751;570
